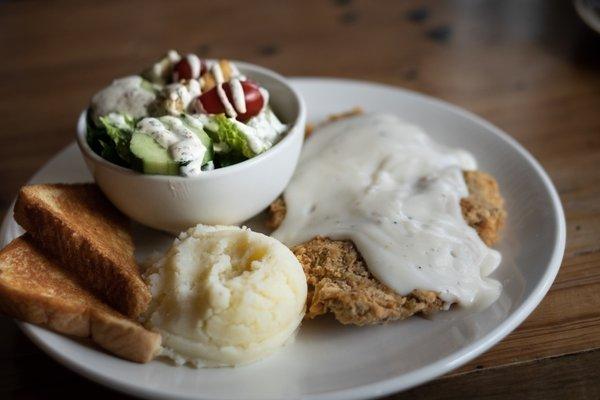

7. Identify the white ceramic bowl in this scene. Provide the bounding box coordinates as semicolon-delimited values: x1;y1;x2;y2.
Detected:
76;62;306;233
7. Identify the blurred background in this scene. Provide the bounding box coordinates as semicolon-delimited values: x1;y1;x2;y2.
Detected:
1;0;599;399
1;0;599;208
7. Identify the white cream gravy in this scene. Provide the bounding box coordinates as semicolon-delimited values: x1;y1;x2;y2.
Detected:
272;114;502;309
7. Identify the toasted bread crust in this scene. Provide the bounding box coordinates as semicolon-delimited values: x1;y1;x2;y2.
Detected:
0;235;160;363
91;310;161;363
0;281;91;336
268;171;505;325
14;184;150;318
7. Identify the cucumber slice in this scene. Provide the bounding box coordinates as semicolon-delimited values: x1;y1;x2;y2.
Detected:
130;132;179;175
182;115;214;165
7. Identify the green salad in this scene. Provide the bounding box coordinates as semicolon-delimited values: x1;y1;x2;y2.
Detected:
86;51;287;176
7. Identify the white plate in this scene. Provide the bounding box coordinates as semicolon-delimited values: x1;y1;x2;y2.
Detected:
0;78;565;400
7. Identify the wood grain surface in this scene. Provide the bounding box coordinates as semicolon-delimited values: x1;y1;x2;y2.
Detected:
1;0;599;399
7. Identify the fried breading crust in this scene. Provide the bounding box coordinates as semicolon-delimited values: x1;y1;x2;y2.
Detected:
294;237;442;325
266;197;287;230
268;171;505;325
461;170;506;246
304;107;364;139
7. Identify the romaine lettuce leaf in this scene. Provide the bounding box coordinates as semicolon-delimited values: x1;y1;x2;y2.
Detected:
216;152;247;168
98;114;135;164
97;138;123;165
210;115;256;159
86;109;135;167
86;108;106;155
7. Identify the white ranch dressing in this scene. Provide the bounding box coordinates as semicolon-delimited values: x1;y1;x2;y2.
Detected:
180;158;204;176
272;114;502;309
153;50;181;82
104;113;131;131
185;54;202;78
167;50;181;63
185;113;217;132
211;62;225;84
209;61;248;118
149;50;181;83
164;79;201;115
217;84;237;118
210;61;235;118
228;62;246;80
229;78;247;114
136;118;178;148
90;76;156;122
258;87;269;113
136;116;207;177
228;108;287;154
230;119;265;153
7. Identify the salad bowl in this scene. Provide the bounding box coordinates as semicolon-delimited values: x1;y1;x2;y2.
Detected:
76;62;306;233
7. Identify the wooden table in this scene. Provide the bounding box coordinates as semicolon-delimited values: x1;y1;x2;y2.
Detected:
1;0;599;398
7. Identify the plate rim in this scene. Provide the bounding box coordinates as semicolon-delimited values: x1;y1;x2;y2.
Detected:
5;77;566;400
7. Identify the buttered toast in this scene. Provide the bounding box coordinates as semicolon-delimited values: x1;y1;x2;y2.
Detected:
0;235;160;363
14;184;150;318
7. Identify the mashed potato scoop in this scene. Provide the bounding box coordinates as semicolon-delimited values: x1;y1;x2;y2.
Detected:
143;225;307;367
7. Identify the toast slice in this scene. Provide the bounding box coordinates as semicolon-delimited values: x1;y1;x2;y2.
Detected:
0;235;160;363
13;184;150;318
